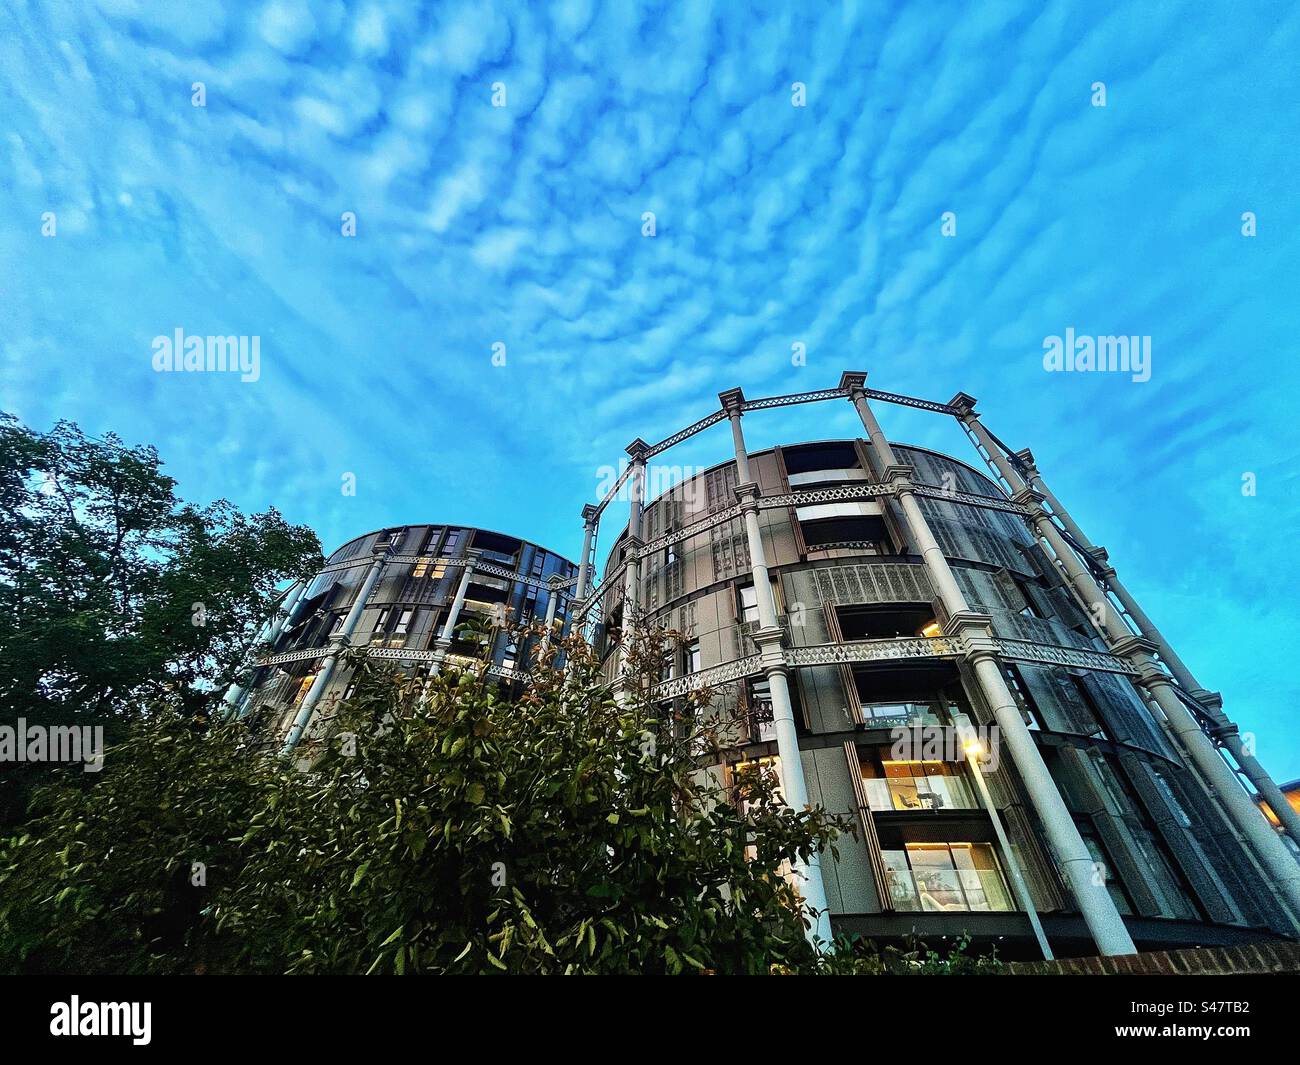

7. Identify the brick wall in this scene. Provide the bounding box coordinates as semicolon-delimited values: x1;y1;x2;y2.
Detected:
1007;939;1300;975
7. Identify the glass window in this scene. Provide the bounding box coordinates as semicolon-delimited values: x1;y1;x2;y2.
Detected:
1078;827;1134;916
738;584;759;624
861;750;977;811
746;676;775;742
882;843;1013;912
686;639;701;674
858;700;945;729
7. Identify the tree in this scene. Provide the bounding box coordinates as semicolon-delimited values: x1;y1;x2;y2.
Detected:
0;414;322;824
0;626;851;975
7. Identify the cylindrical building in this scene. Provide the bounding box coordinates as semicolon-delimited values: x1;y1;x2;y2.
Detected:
237;523;577;755
582;376;1299;958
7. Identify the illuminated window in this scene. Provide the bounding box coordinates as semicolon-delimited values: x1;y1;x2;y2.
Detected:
859;749;977;811
882;843;1013;912
412;558;447;581
291;674;316;707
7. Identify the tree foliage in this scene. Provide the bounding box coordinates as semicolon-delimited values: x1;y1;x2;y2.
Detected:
0;414;322;823
0;627;857;974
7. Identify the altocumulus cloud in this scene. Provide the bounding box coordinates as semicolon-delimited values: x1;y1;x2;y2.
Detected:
0;1;1298;773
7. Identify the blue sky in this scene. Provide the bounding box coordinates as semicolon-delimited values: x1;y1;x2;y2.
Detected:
1;1;1297;777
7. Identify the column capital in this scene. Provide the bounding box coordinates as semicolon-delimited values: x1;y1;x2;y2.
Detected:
370;541;395;561
943;611;997;657
1188;687;1224;712
733;480;762;509
838;370;868;394
750;624;788;671
718;387;746;414
581;502;600;524
623;533;645;553
880;463;915;485
947;391;979;418
625;438;650;461
1013;447;1038;472
1010;487;1046;513
547;573;567;590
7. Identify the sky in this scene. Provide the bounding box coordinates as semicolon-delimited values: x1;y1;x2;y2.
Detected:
1;1;1297;777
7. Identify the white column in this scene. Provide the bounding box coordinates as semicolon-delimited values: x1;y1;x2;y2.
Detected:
539;574;565;664
430;554;478;674
282;546;389;755
959;405;1300;924
721;387;834;949
839;372;1136;955
1014;449;1300;849
575;504;599;603
616;441;647;686
223;580;307;720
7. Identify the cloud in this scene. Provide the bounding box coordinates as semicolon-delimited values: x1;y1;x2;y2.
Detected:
2;1;1299;774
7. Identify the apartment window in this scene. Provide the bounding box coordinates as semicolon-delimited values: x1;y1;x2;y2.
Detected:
738;584;760;625
291;673;316;707
730;755;783;815
745;676;775;742
686;639;701;674
371;607;390;633
412;558;447;581
882;843;1014;913
858;747;977;812
393;609;413;637
665;541;678;567
660;650;675;682
796;501;891;552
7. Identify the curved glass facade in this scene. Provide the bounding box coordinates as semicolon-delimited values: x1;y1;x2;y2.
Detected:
242;524;576;750
595;438;1295;954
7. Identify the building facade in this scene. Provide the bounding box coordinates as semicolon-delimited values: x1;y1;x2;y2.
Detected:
231;372;1300;961
578;374;1300;958
229;523;577;758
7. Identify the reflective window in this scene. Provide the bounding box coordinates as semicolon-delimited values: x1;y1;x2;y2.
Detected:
883;843;1013;912
859;749;977;811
